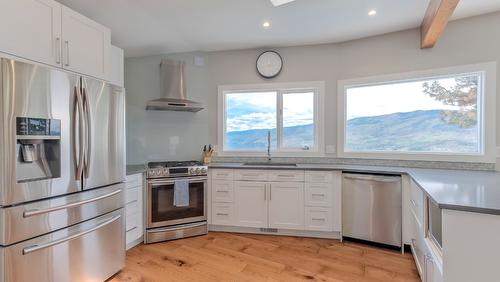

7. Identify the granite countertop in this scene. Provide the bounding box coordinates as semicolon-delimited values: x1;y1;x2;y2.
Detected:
209;162;500;216
126;164;147;175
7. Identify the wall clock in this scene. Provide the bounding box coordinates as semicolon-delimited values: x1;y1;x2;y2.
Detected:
256;51;283;79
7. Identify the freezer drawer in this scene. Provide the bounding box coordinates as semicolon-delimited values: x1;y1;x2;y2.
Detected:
0;208;125;282
342;173;402;247
0;183;124;246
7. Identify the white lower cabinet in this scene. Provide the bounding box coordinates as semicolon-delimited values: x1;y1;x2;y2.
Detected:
305;207;333;231
212;203;235;226
268;182;304;230
211;169;341;235
125;173;144;250
234;181;268;228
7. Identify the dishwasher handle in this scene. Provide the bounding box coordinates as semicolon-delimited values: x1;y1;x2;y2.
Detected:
343;173;401;183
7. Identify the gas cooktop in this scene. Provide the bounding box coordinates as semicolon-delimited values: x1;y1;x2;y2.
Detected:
146;160;207;179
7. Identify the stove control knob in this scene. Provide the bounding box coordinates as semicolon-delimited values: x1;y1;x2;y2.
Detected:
163;168;169;175
156;168;163;176
190;168;195;175
195;168;201;175
201;168;207;174
149;170;156;177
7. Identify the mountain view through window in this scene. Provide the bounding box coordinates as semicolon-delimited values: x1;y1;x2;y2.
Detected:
345;73;481;154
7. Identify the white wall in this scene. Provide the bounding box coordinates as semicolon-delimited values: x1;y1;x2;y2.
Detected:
125;12;500;166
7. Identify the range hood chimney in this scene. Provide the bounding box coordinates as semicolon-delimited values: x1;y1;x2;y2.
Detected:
146;59;204;112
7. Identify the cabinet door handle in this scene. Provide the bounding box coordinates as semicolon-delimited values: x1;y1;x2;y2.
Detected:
64;40;70;67
264;184;267;201
269;184;272;201
55;37;61;64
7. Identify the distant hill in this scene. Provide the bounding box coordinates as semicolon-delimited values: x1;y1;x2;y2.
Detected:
226;110;478;152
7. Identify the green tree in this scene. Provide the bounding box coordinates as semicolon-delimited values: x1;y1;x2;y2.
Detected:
422;76;477;128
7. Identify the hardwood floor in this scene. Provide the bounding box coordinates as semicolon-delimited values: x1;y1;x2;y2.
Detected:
110;232;420;282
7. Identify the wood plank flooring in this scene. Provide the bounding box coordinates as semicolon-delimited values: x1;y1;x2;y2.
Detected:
110;232;420;282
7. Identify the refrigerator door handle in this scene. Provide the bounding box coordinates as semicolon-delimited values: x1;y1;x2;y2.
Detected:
22;189;121;218
73;85;85;180
82;86;92;178
22;214;121;255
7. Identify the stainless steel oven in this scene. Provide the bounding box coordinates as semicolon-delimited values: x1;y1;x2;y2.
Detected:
145;161;208;244
147;176;207;228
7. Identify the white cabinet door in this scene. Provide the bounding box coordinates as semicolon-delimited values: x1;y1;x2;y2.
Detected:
268;182;304;230
61;6;110;80
0;0;62;66
109;45;124;87
234;181;268;228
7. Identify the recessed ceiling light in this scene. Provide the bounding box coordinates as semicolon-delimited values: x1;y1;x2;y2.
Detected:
262;21;271;29
368;10;377;16
270;0;296;7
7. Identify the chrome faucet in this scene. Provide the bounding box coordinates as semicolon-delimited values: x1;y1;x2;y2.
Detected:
267;130;272;162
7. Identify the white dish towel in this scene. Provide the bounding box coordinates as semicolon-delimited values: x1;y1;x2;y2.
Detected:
174;179;190;207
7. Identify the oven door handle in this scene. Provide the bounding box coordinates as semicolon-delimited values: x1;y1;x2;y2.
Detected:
149;178;207;186
22;214;121;255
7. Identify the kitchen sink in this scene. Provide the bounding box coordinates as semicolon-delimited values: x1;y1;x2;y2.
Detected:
243;162;297;167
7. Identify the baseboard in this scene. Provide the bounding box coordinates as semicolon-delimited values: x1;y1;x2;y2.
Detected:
209;224;341;239
126;237;144;250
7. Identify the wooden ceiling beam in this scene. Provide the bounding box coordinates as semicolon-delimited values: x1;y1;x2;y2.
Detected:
421;0;460;49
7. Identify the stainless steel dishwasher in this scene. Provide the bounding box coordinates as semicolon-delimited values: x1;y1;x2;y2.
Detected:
342;173;402;248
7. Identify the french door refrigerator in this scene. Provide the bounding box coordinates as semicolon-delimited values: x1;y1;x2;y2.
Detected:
0;57;126;282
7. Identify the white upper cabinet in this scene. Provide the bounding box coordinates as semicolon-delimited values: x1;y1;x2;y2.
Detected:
109;45;124;87
61;6;110;80
0;0;62;67
268;182;304;230
0;0;111;80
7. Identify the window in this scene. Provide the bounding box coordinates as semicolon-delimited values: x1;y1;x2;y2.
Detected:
338;63;496;163
218;82;324;155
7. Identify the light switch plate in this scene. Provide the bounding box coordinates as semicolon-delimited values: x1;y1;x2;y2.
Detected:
326;145;336;154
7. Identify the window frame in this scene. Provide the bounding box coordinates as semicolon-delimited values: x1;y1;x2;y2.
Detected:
337;62;497;163
218;81;325;157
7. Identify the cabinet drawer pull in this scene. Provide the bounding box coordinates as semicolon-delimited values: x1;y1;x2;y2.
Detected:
55;37;61;64
277;174;293;177
312;193;325;197
216;190;229;193
216;213;229;216
312;218;326;221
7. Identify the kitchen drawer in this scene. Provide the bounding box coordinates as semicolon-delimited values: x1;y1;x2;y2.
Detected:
213;180;234;203
234;169;268;181
268;170;304;182
126;225;142;249
125;186;140;204
125;173;143;189
212;203;234;226
410;209;425;277
410;180;424;225
305;171;335;183
211;169;234;180
305;207;333;232
305;183;333;207
125;199;140;216
1;209;124;282
126;212;139;232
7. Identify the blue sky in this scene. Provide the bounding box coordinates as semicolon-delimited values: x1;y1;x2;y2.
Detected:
226;92;314;132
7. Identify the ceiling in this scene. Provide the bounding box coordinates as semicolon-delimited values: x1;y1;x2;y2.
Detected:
58;0;500;57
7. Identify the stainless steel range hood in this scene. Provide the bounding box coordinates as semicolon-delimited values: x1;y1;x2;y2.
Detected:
146;59;204;112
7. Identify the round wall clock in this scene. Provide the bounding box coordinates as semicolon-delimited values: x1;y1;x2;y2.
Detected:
256;51;283;79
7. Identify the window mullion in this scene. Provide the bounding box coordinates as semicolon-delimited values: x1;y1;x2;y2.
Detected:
277;90;283;152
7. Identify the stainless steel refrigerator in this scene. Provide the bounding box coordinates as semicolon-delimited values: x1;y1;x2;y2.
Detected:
0;57;126;282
